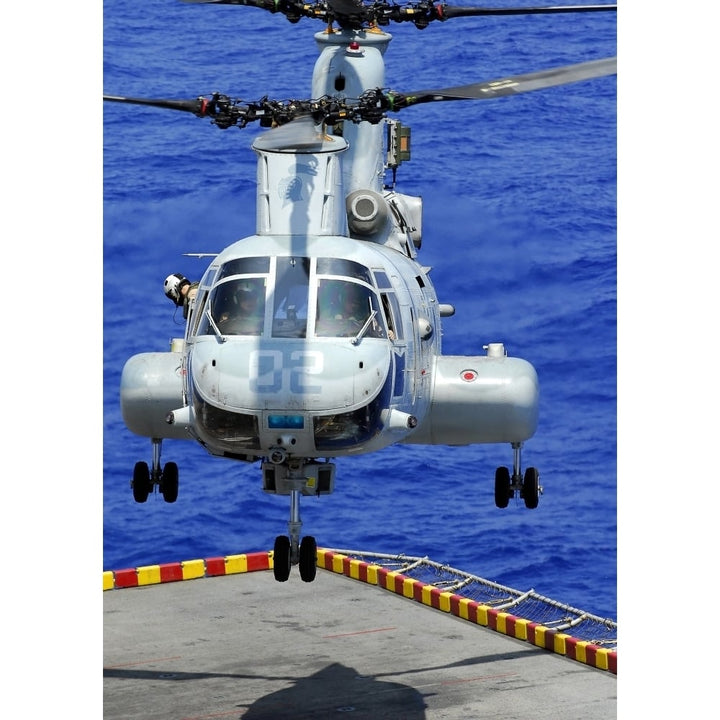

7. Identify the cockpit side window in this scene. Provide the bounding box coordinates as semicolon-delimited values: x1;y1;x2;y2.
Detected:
372;270;402;341
271;257;310;338
191;266;217;337
190;289;209;338
315;279;386;339
373;271;392;290
380;293;402;341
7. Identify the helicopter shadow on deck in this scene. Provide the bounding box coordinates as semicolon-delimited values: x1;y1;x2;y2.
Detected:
104;644;549;718
104;661;428;718
241;662;427;719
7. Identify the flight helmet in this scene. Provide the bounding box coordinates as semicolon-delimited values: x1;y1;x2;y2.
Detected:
164;273;190;305
238;280;258;296
237;280;261;306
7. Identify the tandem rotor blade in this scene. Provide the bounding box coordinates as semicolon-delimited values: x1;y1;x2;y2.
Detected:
103;57;616;129
103;94;210;115
388;56;616;108
180;0;280;8
178;1;616;29
437;4;617;19
179;0;618;13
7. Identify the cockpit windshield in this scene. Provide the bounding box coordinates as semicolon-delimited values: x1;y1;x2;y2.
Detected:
316;257;373;285
315;279;384;339
195;256;388;340
209;277;266;336
271;257;310;338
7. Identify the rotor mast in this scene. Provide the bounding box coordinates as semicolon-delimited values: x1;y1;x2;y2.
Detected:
312;27;392;195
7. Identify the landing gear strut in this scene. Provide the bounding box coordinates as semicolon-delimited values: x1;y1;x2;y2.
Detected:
273;484;317;583
273;488;317;583
495;442;541;509
131;438;179;504
264;459;335;583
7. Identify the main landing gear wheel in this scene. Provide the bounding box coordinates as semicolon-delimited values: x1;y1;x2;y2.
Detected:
521;467;540;509
273;535;291;582
299;535;317;583
132;461;152;503
161;461;179;503
494;466;511;508
132;439;181;503
495;443;541;509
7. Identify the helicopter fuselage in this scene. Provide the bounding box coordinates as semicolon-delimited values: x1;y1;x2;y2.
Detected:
115;20;552;580
121;229;539;457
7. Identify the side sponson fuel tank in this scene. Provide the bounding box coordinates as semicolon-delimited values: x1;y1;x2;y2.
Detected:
120;351;190;440
402;346;539;446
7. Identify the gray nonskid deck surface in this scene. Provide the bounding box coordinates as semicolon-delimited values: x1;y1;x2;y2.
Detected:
104;568;616;719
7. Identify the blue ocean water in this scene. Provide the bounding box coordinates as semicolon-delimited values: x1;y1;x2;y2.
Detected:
103;1;617;620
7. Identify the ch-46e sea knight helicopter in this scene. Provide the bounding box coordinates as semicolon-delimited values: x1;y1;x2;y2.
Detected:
104;0;616;582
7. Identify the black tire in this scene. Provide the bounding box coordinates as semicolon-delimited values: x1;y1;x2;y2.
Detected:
522;467;540;509
132;461;151;503
161;462;179;503
299;536;317;583
160;462;180;502
494;466;511;508
273;535;291;582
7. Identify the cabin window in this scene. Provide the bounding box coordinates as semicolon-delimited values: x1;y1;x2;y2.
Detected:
393;353;405;397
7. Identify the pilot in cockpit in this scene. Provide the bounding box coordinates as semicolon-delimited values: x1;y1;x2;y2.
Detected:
337;285;367;328
215;280;265;335
316;281;370;337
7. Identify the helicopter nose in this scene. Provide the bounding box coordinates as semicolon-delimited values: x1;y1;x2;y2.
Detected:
189;337;392;453
191;339;391;410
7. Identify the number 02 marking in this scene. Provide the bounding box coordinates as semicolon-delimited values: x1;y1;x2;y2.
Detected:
249;350;323;394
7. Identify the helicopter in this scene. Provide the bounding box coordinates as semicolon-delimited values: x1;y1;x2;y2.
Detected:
104;1;617;583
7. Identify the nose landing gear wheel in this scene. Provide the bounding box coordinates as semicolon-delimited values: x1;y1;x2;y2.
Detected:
299;535;317;583
273;535;291;582
494;466;511;508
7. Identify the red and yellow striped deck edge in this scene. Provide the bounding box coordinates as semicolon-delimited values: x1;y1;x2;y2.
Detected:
103;548;616;676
